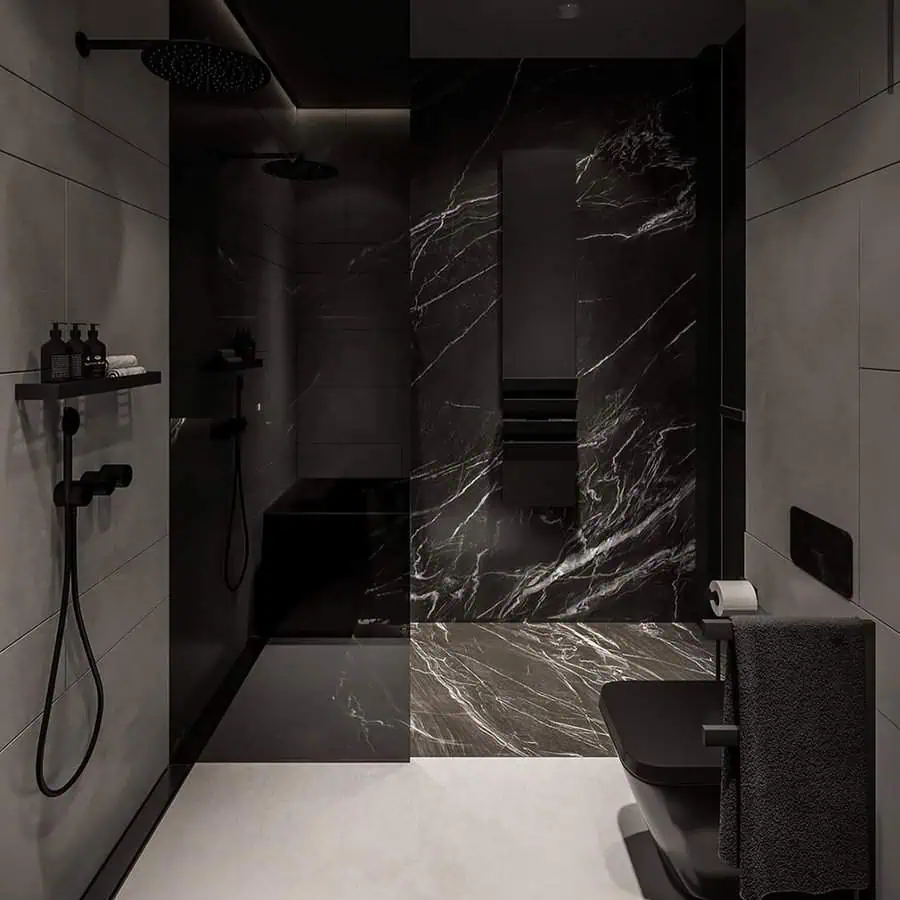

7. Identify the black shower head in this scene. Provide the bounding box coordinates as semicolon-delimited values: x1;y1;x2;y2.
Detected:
75;32;271;95
261;155;339;180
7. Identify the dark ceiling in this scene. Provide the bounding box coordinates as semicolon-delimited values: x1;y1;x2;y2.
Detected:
172;0;743;111
223;0;409;108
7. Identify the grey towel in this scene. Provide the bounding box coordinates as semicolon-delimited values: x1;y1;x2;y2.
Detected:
717;615;871;900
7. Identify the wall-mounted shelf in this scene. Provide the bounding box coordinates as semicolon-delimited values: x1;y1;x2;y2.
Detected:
15;371;162;401
201;358;263;373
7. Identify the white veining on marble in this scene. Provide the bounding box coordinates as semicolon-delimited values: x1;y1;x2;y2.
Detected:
410;622;714;756
411;61;699;621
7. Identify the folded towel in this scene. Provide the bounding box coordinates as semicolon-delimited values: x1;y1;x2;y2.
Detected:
107;354;138;369
718;615;871;899
108;365;147;378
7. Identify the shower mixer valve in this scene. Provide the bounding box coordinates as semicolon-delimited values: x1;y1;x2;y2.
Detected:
52;411;134;508
54;464;133;508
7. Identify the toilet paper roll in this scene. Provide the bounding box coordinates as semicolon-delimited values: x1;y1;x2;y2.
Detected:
708;579;758;617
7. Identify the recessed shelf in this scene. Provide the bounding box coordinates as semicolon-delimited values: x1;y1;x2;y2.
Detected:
201;358;263;373
15;371;162;401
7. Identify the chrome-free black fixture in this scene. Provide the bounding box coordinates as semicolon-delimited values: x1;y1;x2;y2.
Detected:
260;154;338;181
75;32;271;95
36;408;134;797
222;151;338;181
210;375;250;593
172;150;339;181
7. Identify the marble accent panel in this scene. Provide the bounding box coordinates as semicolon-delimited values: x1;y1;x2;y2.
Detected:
411;60;702;621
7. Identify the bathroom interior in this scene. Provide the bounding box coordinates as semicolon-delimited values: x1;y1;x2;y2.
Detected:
0;0;897;898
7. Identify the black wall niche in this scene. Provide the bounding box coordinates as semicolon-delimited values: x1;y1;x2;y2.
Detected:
500;149;578;508
411;59;711;622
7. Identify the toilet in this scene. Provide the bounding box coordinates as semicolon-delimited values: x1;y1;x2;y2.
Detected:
600;678;862;900
600;679;737;899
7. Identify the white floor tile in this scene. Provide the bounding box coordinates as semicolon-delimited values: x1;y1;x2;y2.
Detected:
117;757;650;900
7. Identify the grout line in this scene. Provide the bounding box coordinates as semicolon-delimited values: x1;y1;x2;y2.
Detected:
746;155;900;223
0;535;168;658
0;61;169;168
745;531;900;642
64;179;70;321
0;147;168;223
858;192;862;617
746;81;899;172
878;706;900;733
0;596;167;757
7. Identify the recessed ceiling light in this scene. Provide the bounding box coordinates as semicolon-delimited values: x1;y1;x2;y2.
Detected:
558;1;580;18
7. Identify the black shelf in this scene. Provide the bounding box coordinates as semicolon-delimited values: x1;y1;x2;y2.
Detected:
15;371;162;401
201;358;263;373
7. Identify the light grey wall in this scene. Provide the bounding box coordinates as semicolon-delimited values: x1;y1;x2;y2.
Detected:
0;1;169;898
746;1;900;892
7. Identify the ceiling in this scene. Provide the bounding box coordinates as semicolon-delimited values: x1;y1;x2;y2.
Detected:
224;0;409;108
173;0;743;111
411;0;745;58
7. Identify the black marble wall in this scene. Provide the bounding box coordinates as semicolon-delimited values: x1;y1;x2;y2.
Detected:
411;60;706;622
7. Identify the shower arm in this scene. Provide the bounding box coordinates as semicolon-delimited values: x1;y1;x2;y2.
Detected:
75;33;158;57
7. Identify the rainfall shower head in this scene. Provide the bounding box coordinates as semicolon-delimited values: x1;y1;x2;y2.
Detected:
75;32;271;95
261;155;339;181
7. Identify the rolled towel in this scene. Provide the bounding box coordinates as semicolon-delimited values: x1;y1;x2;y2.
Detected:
109;365;147;378
107;354;139;369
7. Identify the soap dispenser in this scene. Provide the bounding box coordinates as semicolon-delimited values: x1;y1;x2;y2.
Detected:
85;323;107;378
67;323;86;379
40;322;70;383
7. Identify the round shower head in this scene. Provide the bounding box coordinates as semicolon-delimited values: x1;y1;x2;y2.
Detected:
262;155;338;180
75;32;270;96
141;40;271;94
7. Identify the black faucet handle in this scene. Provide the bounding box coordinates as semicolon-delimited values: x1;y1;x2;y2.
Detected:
79;464;133;496
98;464;133;489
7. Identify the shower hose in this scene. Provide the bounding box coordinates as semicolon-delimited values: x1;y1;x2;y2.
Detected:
224;420;250;593
35;504;104;797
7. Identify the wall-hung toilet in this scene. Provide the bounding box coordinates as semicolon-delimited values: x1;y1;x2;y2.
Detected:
600;678;862;900
600;679;738;900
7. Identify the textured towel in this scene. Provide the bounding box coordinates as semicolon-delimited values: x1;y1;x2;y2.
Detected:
107;354;139;369
108;365;146;378
718;615;871;899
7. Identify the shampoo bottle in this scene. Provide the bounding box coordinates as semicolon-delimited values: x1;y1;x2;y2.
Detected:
67;323;86;380
40;322;70;383
85;323;107;378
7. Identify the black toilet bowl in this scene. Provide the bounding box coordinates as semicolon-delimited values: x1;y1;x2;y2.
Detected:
600;679;738;900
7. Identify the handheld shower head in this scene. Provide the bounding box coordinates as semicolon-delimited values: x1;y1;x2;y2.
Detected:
75;32;271;95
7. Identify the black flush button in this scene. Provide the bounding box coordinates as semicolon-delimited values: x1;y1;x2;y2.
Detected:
789;506;853;599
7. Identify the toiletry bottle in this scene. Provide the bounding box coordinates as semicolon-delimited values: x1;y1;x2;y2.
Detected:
85;323;107;378
41;322;71;383
67;323;86;379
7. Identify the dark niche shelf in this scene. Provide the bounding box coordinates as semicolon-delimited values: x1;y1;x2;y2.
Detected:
15;371;162;401
201;358;263;373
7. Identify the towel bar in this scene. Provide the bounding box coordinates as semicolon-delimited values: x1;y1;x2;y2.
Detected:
701;618;734;641
702;723;739;747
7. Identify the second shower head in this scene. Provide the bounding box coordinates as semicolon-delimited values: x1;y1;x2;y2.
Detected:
261;155;339;181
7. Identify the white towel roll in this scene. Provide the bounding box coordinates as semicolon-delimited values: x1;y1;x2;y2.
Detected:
107;354;139;369
109;365;147;378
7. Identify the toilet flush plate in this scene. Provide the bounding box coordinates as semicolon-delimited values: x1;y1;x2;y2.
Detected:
789;506;853;599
